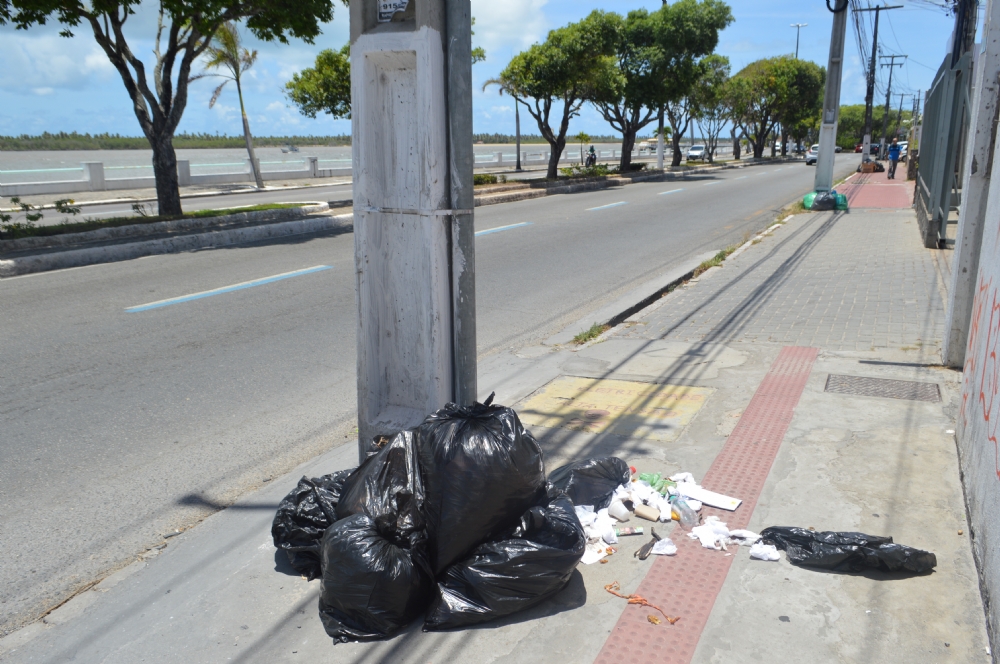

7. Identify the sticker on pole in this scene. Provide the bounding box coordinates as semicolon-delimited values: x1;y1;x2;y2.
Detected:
378;0;409;22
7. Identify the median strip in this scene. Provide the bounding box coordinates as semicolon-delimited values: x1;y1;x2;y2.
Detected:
125;265;333;312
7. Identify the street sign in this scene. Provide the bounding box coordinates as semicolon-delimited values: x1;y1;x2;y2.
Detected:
378;0;409;22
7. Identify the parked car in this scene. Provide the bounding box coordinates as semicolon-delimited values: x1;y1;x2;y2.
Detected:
805;144;819;165
835;145;843;153
855;143;864;153
686;144;707;161
897;141;909;162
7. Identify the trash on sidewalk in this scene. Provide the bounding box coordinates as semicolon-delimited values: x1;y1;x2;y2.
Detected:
749;541;780;561
635;527;662;560
633;504;661;522
549;456;632;509
759;527;937;573
271;469;354;579
671;474;742;511
615;526;644;536
423;485;586;630
604;581;680;625
418;396;547;576
804;190;849;211
275;395;585;642
688;516;761;552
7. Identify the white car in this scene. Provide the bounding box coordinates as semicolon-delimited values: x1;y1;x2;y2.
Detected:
805;144;819;165
686;145;707;161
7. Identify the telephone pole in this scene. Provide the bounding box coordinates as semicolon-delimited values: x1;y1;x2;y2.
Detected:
791;23;808;59
855;4;903;164
894;92;910;139
814;0;848;193
879;54;907;156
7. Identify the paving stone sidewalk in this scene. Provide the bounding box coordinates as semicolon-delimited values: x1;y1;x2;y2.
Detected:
621;209;948;353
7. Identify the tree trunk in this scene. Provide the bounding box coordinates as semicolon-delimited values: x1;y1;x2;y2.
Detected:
237;80;264;189
780;128;788;157
151;134;182;216
671;131;683;167
618;129;636;172
515;105;522;171
546;138;564;179
732;127;741;161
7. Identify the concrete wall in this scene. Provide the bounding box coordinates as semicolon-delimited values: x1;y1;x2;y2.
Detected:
956;115;1000;657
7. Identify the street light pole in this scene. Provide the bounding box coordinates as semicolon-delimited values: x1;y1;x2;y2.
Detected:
791;23;808;59
855;5;903;165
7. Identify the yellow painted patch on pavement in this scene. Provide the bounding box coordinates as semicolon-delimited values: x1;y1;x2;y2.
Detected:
518;376;714;442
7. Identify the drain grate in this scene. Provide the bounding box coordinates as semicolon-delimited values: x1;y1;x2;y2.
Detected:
824;374;941;402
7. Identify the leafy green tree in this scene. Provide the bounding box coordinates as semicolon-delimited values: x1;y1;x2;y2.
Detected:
286;45;351;120
471;17;485;65
195;22;264;188
691;54;730;163
728;56;821;159
1;0;343;215
587;0;733;171
487;11;618;179
775;59;824;155
575;132;591;164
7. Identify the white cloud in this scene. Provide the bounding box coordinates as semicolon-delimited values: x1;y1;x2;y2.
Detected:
32;87;55;96
471;0;549;60
0;32;115;93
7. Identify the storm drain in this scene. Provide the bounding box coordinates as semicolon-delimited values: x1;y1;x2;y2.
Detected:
824;374;941;402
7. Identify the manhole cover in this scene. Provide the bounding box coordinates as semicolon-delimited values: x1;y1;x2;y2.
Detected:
824;375;941;402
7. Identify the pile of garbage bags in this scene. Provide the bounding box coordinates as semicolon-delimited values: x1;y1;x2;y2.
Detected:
760;526;937;574
272;396;588;641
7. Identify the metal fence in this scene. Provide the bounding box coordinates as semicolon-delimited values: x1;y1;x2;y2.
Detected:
915;52;973;248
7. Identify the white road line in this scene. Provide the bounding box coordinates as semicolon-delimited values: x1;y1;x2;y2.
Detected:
703;181;721;186
587;201;628;211
475;222;532;236
659;188;685;196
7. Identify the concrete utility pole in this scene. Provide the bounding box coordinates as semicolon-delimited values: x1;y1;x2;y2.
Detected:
814;0;849;193
515;104;522;171
350;0;477;460
879;54;907;156
855;5;903;164
791;23;808;59
894;92;910;138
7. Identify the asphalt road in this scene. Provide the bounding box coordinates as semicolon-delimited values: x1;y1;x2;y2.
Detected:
0;155;856;637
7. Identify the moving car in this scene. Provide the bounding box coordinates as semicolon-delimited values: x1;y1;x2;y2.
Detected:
686;144;707;161
805;144;819;165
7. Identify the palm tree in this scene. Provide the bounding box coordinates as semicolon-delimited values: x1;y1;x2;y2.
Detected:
198;22;264;189
483;78;523;171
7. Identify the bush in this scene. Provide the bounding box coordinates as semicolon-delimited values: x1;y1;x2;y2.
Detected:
559;164;611;178
474;173;498;186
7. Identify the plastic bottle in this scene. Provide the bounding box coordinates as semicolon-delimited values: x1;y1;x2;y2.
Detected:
670;497;699;530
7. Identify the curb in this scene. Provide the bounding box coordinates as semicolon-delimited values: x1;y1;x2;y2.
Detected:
0;212;353;278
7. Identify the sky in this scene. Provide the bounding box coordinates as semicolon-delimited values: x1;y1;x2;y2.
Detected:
0;0;966;139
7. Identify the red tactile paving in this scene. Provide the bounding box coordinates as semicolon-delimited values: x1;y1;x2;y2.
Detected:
836;170;915;209
593;346;818;664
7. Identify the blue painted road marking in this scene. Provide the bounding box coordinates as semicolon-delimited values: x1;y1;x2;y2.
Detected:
475;222;532;236
659;188;685;196
587;201;628;211
126;265;333;312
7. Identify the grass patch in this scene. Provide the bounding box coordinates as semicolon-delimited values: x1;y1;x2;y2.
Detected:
777;199;806;224
692;245;739;278
0;202;309;240
573;323;610;345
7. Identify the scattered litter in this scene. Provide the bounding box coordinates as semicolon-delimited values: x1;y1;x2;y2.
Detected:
604;581;680;624
607;501;630;522
652;538;677;556
635;528;662;560
750;541;780;561
164;530;182;539
634;504;661;522
760;527;937;573
615;526;644;536
648;615;662;625
673;482;741;511
670;497;699;530
958;530;964;536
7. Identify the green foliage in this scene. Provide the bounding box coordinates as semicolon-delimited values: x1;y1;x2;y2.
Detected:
471;17;486;65
560;164;611;177
573;323;609;345
0;132;352;150
835;104;912;149
691;54;731;162
586;0;734;169
474;173;498;185
727;56;825;158
286;45;352;120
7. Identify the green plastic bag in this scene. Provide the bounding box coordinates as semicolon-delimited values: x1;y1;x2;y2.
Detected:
803;192;817;210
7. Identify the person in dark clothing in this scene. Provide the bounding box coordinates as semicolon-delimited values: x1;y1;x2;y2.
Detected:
887;138;901;179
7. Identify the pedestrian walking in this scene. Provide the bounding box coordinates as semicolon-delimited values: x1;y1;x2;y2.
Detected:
887;138;901;179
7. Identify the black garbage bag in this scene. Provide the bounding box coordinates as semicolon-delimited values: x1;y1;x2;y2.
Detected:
760;526;937;574
810;191;838;211
319;514;434;642
548;456;631;509
417;394;547;575
271;469;353;579
337;430;425;540
424;485;586;630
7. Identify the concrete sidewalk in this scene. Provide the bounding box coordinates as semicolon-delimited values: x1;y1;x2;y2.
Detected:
1;204;991;662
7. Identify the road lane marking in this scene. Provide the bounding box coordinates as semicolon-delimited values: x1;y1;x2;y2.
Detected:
475;222;532;236
587;201;628;211
703;181;721;186
734;176;748;180
757;171;769;175
659;188;685;196
125;265;333;312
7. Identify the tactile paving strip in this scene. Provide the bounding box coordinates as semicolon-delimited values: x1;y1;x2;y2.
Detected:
593;346;818;664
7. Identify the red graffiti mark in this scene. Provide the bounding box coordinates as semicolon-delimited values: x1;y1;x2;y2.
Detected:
962;276;992;430
976;283;1000;481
